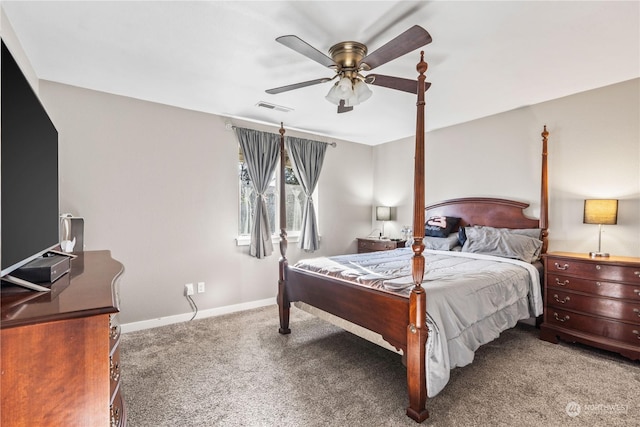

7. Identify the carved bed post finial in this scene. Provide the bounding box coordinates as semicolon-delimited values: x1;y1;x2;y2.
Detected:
278;122;291;334
406;51;429;423
540;125;549;253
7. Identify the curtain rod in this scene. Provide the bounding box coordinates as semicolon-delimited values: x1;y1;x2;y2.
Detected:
229;124;337;148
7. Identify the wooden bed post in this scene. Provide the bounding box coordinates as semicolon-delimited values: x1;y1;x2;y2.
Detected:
277;123;291;334
406;51;429;423
540;125;549;254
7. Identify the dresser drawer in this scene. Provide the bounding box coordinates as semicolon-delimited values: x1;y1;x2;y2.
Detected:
548;258;640;283
357;239;399;253
547;273;640;300
547;290;640;323
546;308;640;346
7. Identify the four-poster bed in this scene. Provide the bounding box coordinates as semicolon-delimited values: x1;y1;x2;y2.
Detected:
276;52;550;423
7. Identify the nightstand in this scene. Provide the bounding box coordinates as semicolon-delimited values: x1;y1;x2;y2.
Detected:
356;238;406;253
539;251;640;360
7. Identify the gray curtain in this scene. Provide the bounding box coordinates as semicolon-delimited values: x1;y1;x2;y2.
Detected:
235;127;280;258
285;136;328;251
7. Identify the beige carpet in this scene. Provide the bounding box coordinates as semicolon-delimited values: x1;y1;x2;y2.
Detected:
120;305;639;426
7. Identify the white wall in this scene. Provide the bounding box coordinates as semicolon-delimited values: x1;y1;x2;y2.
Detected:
374;79;640;257
38;81;373;325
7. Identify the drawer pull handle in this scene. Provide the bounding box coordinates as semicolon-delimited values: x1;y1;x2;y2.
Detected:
634;308;640;317
109;325;120;340
111;405;121;427
634;271;640;277
634;330;640;339
110;359;120;382
555;278;569;286
554;263;569;271
635;289;640;296
553;313;570;322
595;281;601;287
595;265;601;270
553;294;570;304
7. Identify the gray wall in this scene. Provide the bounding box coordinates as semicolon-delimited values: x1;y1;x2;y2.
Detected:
38;81;374;325
374;79;640;257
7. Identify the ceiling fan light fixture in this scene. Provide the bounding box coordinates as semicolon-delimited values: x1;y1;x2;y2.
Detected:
337;76;356;103
353;79;372;104
325;82;343;105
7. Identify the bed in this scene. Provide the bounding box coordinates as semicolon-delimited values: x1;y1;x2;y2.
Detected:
276;52;550;423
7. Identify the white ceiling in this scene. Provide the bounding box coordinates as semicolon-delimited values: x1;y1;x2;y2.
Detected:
2;1;639;145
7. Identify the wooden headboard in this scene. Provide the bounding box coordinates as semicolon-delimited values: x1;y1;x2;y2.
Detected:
425;197;540;230
425;197;546;253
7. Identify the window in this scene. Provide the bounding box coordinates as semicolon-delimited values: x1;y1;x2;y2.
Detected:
238;147;306;237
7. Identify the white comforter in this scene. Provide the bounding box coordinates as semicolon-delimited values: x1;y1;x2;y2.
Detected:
293;248;543;397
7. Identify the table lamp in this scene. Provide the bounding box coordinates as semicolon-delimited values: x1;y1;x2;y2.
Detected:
583;199;618;257
376;206;392;239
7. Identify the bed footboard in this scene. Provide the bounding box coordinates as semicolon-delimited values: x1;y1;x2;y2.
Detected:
282;267;410;350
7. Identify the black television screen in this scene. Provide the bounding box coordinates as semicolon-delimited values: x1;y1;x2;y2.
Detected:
1;41;59;277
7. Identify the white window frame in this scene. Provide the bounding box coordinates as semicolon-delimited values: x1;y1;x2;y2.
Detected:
236;151;318;246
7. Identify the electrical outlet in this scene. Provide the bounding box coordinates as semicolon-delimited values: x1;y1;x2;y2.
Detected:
184;283;194;296
197;282;205;293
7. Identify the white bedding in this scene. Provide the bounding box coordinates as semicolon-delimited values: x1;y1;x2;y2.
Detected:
292;247;543;397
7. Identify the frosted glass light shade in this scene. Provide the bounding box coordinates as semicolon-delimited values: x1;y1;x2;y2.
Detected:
354;79;372;103
337;76;353;93
325;77;372;107
325;83;342;105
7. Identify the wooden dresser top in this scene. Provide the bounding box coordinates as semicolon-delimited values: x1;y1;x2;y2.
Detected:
1;250;123;328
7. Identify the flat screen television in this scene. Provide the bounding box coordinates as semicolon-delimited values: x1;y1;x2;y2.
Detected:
1;41;60;288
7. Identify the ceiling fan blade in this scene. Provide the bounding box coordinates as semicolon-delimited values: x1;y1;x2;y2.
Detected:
276;35;337;68
359;25;432;71
266;77;332;95
337;99;353;114
365;74;431;94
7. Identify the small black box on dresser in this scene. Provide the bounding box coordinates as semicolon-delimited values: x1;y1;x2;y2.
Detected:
12;254;70;283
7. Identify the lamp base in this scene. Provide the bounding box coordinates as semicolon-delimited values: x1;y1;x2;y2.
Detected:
589;251;610;258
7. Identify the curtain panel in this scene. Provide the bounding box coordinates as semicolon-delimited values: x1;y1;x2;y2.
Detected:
234;127;280;258
285;136;328;252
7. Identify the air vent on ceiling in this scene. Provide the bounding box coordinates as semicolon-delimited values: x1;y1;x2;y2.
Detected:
256;101;293;113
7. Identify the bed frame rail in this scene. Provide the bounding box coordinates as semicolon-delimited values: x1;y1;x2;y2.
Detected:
287;268;410;351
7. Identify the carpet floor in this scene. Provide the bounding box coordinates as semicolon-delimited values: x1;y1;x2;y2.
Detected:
120;305;639;426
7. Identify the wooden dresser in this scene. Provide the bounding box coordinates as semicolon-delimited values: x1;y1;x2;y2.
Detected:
1;250;126;426
540;251;640;360
356;238;406;253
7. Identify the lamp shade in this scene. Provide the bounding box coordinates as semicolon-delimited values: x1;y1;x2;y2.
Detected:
353;79;372;104
325;83;343;105
583;199;618;225
376;206;391;221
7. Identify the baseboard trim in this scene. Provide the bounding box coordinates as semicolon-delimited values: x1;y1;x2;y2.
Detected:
120;297;276;333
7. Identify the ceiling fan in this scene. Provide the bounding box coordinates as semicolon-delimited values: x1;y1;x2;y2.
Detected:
265;25;432;113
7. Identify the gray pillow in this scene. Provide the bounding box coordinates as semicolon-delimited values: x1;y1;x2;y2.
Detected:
503;228;542;239
461;226;542;262
423;234;460;251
